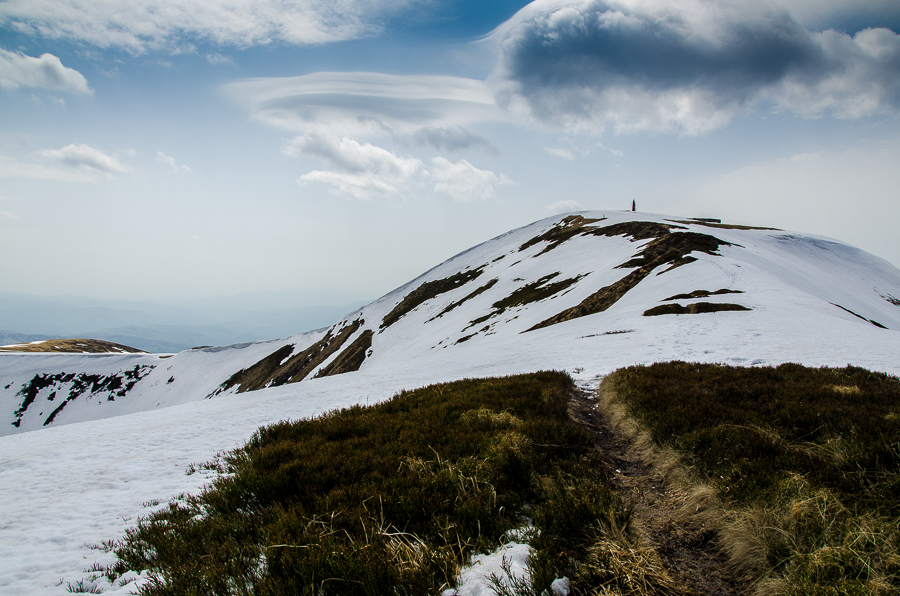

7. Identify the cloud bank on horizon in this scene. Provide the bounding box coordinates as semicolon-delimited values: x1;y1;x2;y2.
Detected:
1;0;899;300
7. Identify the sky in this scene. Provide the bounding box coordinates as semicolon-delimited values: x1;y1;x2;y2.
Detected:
1;0;899;304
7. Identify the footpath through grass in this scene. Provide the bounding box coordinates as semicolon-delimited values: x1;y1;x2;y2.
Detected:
102;372;671;596
605;362;900;596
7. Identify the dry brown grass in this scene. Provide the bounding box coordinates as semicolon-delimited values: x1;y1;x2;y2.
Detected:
213;319;364;394
314;329;374;378
600;363;900;595
518;214;606;255
663;288;743;301
381;268;485;330
643;302;751;316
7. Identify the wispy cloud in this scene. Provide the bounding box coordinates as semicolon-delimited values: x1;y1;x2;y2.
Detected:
0;143;130;182
545;147;575;160
156;151;192;173
39;143;130;176
1;209;22;221
205;53;234;66
0;154;121;183
0;49;91;94
0;0;423;53
491;0;900;135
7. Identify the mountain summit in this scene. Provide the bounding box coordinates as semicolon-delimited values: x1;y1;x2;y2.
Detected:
2;211;899;435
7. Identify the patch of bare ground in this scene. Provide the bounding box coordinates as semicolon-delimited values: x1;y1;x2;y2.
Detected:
664;289;743;301
644;302;751;316
528;227;733;332
519;214;607;255
429;278;499;322
464;273;584;331
668;220;780;231
381;267;486;330
211;319;364;395
832;303;889;329
568;386;745;596
314;329;374;378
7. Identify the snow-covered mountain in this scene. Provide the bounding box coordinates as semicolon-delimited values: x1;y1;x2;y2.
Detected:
3;210;899;437
3;210;900;595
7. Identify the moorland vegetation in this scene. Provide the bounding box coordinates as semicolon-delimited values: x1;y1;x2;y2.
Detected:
93;363;900;596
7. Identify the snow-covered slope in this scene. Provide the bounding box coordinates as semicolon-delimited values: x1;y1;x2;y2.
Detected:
3;210;900;595
3;211;899;437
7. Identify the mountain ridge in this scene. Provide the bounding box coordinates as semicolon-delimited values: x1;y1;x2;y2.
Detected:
1;210;898;436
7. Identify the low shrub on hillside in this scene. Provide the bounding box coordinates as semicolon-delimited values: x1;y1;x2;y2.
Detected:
103;372;643;596
606;362;900;595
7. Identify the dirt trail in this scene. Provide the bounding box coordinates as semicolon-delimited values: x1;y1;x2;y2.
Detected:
568;387;744;596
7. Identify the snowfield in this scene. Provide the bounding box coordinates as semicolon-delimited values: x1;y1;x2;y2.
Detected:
1;211;899;594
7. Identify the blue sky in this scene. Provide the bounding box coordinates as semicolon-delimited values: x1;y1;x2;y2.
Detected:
2;0;899;303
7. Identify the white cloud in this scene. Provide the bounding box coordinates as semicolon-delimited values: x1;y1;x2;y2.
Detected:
0;49;90;94
490;0;900;135
224;72;499;138
429;157;512;202
0;154;105;182
0;0;421;53
156;151;192;173
299;170;411;199
205;53;234;66
545;147;575;160
285;131;512;201
546;199;581;213
37;143;130;178
1;210;22;221
769;27;900;119
779;0;900;29
286;132;420;177
288;131;422;199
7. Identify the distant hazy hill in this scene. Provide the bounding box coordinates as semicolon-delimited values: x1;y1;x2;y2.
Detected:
0;338;145;353
0;292;370;352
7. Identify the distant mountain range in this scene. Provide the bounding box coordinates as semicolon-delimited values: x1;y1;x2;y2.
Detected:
0;291;371;352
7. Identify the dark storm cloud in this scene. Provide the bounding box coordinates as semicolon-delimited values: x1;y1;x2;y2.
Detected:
492;0;900;134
